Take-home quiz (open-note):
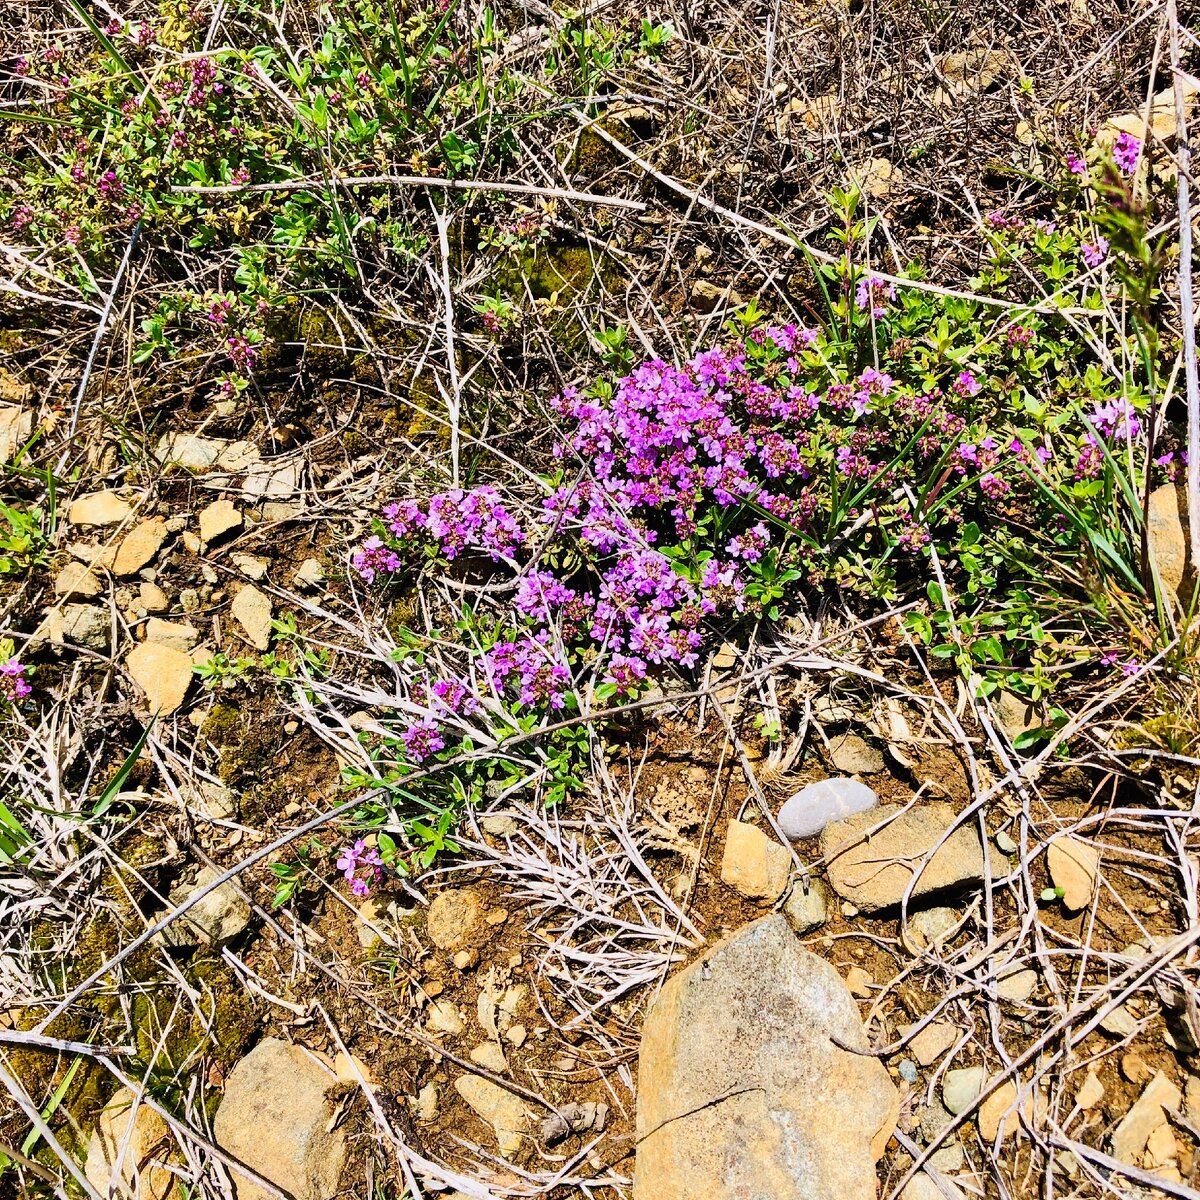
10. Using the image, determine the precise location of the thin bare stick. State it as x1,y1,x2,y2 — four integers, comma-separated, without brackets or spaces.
1169,0,1200,567
169,174,645,210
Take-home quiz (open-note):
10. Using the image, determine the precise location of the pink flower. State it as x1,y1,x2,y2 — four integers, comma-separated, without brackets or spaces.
1067,153,1086,175
0,660,31,703
854,275,896,318
1113,132,1140,175
1081,237,1109,269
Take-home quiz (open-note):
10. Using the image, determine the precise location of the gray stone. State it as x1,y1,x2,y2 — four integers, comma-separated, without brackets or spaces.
427,1000,465,1036
943,1066,986,1115
54,562,102,599
778,778,879,839
996,967,1038,1003
828,732,885,775
907,906,959,949
783,878,830,934
144,617,200,653
821,802,997,912
0,405,31,466
163,865,250,947
62,604,108,651
214,1038,347,1200
633,914,899,1200
995,690,1041,746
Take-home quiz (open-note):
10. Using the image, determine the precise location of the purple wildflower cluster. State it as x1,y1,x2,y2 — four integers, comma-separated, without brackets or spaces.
0,661,31,704
1112,132,1141,176
336,839,382,897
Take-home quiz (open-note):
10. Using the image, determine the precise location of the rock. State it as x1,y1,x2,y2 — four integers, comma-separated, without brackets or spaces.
113,520,168,577
426,887,486,950
901,1178,965,1200
214,1038,347,1200
163,865,250,947
907,906,959,949
846,966,873,998
720,820,791,903
1122,1052,1154,1085
1106,81,1198,144
157,433,259,473
827,732,885,775
481,813,519,837
1148,485,1191,609
505,1024,527,1048
243,458,300,502
978,1079,1025,1142
415,1082,439,1121
934,49,1010,104
0,405,31,465
1077,1070,1105,1110
454,1076,530,1157
69,490,132,527
62,604,108,651
689,280,743,312
1100,1004,1139,1037
294,558,323,590
198,499,243,545
54,562,101,599
778,778,879,840
1047,836,1099,912
633,914,899,1200
231,553,269,580
942,1066,986,1116
427,1000,465,1036
902,1021,958,1067
140,582,169,612
127,642,193,715
996,828,1018,854
144,617,200,653
822,802,995,912
231,584,272,650
453,949,479,971
333,1052,374,1085
995,691,1040,746
854,157,903,198
84,1087,174,1200
1111,1071,1181,1165
996,968,1038,1002
469,1041,509,1073
540,1101,609,1146
784,879,830,934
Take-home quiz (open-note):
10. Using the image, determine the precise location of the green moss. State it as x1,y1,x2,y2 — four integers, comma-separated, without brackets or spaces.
200,703,242,747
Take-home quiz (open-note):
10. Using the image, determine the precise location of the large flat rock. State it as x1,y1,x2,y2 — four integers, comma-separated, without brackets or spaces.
821,801,997,912
634,914,898,1200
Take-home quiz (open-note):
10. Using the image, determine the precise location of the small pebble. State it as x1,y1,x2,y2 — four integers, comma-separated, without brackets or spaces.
995,829,1018,854
898,1060,918,1084
943,1066,986,1116
453,949,479,971
845,966,874,998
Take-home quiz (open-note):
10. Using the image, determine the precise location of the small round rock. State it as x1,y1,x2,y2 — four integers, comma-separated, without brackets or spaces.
778,777,879,840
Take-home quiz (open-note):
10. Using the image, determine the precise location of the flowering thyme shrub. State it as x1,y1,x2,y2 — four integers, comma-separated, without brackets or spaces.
330,142,1186,883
